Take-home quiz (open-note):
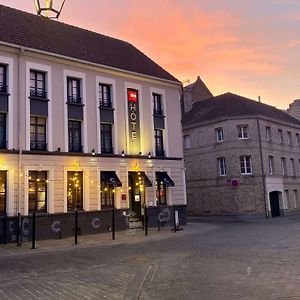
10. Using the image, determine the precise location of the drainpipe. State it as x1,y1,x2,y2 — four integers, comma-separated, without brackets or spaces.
257,117,268,219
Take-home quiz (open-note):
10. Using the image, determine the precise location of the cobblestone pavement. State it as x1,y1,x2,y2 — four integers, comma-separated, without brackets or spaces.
1,217,300,299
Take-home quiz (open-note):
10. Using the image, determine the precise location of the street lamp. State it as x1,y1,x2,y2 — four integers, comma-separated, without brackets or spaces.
34,0,66,19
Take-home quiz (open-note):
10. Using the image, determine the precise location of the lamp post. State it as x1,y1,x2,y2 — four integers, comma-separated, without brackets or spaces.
34,0,66,19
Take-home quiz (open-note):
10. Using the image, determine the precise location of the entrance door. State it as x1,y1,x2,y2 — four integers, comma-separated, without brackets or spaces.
270,191,280,217
128,172,144,219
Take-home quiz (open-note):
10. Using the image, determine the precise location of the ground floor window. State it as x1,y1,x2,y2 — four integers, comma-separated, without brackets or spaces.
100,182,114,207
28,171,47,213
156,178,167,205
67,171,83,211
0,171,6,214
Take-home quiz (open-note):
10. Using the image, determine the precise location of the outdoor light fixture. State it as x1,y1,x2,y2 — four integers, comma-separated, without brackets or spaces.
121,151,125,157
139,152,142,155
91,149,95,156
34,0,66,19
148,152,151,158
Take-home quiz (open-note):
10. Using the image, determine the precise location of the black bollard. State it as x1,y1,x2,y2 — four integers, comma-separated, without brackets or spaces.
75,209,78,245
3,213,7,244
173,205,177,233
112,197,115,240
31,212,36,249
144,205,148,236
17,213,21,247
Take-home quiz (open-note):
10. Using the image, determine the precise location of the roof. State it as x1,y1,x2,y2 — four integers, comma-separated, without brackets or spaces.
0,5,179,83
184,76,212,97
182,92,300,127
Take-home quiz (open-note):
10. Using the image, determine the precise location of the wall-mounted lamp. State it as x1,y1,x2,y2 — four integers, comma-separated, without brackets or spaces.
121,151,125,157
34,0,66,19
148,152,151,158
91,149,95,156
57,147,61,152
139,152,142,155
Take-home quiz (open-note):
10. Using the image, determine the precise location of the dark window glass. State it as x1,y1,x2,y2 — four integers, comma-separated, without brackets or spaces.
153,93,163,115
0,64,7,93
28,171,47,213
101,123,113,154
101,180,114,207
99,84,112,108
156,177,167,205
155,129,164,156
67,171,83,211
30,116,47,151
30,70,46,98
67,77,81,103
68,121,82,152
0,113,6,149
0,171,7,215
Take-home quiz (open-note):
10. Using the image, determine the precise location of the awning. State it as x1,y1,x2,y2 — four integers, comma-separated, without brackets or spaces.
156,172,175,187
101,171,122,187
129,171,152,187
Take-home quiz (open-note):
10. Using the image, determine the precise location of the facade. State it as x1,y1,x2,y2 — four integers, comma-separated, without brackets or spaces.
287,99,300,121
183,92,300,218
0,5,186,240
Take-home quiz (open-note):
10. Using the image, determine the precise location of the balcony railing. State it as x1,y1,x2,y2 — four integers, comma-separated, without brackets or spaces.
69,144,82,153
30,89,47,99
67,95,82,104
30,141,47,151
153,108,164,116
101,146,113,154
99,100,112,108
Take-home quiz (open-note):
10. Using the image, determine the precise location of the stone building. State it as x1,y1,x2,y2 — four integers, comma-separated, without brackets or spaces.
182,92,300,218
287,99,300,121
0,5,186,241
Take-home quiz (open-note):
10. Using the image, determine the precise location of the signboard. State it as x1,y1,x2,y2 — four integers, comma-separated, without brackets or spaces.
127,89,140,153
121,194,127,201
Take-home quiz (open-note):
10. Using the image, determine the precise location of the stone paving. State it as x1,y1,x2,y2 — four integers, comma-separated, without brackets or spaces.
1,217,300,299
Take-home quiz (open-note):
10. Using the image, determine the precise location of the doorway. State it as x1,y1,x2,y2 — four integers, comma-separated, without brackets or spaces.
269,191,281,217
128,172,144,220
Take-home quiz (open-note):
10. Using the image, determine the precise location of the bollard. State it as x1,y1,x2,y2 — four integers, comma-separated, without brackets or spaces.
74,209,78,245
173,205,177,233
17,213,21,246
3,213,7,244
144,205,148,236
112,198,115,240
31,212,36,249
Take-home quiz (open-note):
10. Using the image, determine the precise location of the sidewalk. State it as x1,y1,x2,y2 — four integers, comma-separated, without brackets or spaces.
0,223,208,257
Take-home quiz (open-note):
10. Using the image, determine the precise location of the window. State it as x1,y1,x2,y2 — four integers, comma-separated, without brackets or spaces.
268,156,274,175
183,135,191,149
155,129,164,156
284,190,289,209
30,116,46,151
156,177,167,205
68,121,82,152
67,77,81,103
0,171,7,215
237,125,249,139
281,157,287,175
240,156,252,174
99,84,112,108
100,123,113,154
101,177,114,208
296,133,300,146
266,127,271,141
218,157,226,176
293,190,298,209
291,158,295,176
28,171,47,213
0,113,6,149
0,64,7,93
287,131,292,145
278,129,283,143
30,70,46,98
67,171,83,211
153,93,163,115
215,127,224,142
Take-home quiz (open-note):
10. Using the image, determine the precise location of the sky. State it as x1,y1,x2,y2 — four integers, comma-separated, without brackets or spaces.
2,0,300,109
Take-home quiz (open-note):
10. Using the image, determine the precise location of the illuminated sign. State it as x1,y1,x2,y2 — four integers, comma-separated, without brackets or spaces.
127,89,140,153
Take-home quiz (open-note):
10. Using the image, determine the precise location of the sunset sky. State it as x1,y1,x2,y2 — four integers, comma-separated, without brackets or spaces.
2,0,300,109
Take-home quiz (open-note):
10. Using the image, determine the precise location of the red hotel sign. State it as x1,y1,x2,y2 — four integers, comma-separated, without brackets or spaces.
127,89,140,153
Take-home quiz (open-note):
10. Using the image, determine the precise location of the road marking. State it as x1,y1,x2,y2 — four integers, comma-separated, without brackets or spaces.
247,266,252,276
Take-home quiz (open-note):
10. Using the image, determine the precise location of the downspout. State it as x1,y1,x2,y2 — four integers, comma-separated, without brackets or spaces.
256,116,268,219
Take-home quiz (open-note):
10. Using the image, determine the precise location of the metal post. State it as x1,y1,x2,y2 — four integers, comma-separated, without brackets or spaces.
74,209,78,245
3,213,7,244
112,197,115,240
17,212,21,246
173,205,177,233
31,212,36,249
144,205,148,236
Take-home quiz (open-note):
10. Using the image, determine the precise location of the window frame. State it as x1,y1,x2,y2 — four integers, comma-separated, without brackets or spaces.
215,127,224,142
240,155,252,175
237,125,249,139
218,157,226,176
30,69,47,98
183,135,191,149
268,156,274,175
266,126,271,142
67,171,83,211
0,64,7,93
99,83,112,108
287,131,292,145
68,120,82,152
100,123,113,154
156,175,167,205
153,93,163,116
281,157,287,176
290,158,296,176
67,77,81,103
0,113,6,149
155,129,164,156
30,116,47,151
0,171,7,215
278,129,284,144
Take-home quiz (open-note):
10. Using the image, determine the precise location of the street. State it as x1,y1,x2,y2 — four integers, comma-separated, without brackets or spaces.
1,217,300,299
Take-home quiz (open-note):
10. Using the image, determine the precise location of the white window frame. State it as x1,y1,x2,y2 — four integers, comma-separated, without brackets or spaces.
237,125,249,139
268,156,274,175
281,157,287,176
215,127,224,142
266,126,271,141
278,129,284,144
290,158,295,176
240,155,252,175
218,157,226,176
183,135,191,149
284,190,289,209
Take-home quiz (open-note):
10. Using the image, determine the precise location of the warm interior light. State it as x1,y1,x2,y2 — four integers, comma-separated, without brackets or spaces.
91,149,95,156
121,151,125,157
34,0,66,19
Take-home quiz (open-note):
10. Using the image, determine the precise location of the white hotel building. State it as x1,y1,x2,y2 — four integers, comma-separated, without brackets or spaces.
0,5,186,239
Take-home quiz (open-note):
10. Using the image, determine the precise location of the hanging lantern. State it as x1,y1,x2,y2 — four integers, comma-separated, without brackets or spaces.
34,0,66,19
